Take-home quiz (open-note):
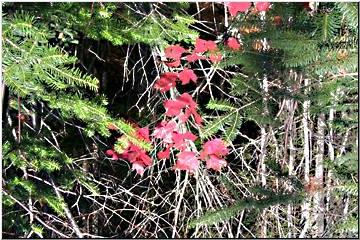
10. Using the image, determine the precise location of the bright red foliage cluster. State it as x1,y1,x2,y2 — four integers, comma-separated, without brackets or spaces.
106,36,238,176
226,2,271,17
106,127,153,176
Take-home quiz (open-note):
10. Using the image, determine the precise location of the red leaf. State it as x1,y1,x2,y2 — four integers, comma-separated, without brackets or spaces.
226,37,241,50
136,127,150,142
191,109,203,126
121,144,152,166
209,52,222,64
174,151,199,173
154,72,178,92
194,38,218,53
177,92,197,109
226,2,252,16
206,154,227,172
178,68,198,85
200,138,229,158
105,149,120,160
194,38,208,53
153,120,178,144
157,147,171,160
132,161,145,176
173,131,198,150
165,59,181,68
186,53,205,63
164,99,185,116
165,44,186,60
255,2,271,12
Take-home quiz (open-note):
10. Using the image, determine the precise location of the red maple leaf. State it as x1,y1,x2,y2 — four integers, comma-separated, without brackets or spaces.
200,138,229,159
153,120,178,144
194,38,218,53
165,44,186,60
154,72,178,92
226,2,252,16
165,59,181,68
177,92,197,109
186,53,205,63
178,68,198,85
226,37,241,50
172,131,198,150
209,52,222,64
164,93,196,117
174,151,199,173
255,2,271,12
136,127,150,142
164,99,185,116
206,154,227,172
157,146,171,160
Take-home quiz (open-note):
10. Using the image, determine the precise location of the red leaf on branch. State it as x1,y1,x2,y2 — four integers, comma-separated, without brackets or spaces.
226,37,241,50
165,59,181,68
177,92,197,109
136,127,150,142
157,146,171,160
194,38,218,53
173,131,198,150
186,53,205,63
174,151,199,173
164,99,185,116
226,2,252,16
200,138,229,159
209,52,222,64
178,68,198,85
154,72,178,92
165,44,186,60
153,120,178,144
105,149,120,160
206,154,227,171
255,2,271,12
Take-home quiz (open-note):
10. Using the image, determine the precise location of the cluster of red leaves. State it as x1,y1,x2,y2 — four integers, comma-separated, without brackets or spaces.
152,38,230,174
164,93,203,125
155,37,224,93
226,2,271,17
106,127,152,176
106,36,236,176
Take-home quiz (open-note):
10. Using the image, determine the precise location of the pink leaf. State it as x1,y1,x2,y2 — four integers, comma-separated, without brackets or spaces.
174,151,199,173
186,53,205,63
209,52,222,64
154,72,178,92
206,154,227,172
157,147,171,160
178,68,198,85
177,93,197,109
165,59,181,68
164,99,186,116
226,2,252,16
165,44,186,59
136,127,150,142
153,121,178,144
132,161,145,176
173,131,198,150
226,37,241,50
255,2,271,12
194,38,218,53
201,138,229,158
